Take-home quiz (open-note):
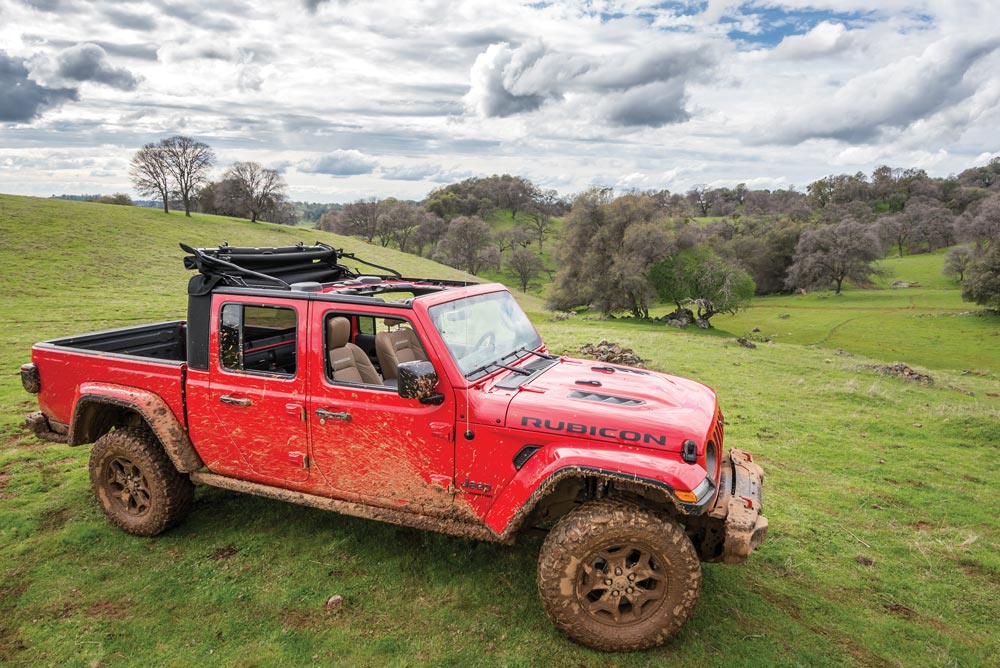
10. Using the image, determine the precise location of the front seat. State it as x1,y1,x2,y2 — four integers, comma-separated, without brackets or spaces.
376,318,428,380
327,317,382,384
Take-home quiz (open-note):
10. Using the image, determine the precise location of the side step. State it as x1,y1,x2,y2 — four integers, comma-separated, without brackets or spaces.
189,472,510,544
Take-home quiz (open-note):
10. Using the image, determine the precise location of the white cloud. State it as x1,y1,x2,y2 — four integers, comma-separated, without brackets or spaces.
759,35,1000,144
464,38,715,127
771,21,854,60
298,150,379,176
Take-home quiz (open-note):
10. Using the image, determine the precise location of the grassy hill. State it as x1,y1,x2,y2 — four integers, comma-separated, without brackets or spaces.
1,194,998,667
709,249,999,372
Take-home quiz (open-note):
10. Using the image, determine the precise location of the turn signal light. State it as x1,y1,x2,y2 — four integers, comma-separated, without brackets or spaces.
674,490,699,503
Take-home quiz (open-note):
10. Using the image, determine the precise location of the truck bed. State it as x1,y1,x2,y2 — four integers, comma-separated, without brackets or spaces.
42,321,187,361
31,321,188,431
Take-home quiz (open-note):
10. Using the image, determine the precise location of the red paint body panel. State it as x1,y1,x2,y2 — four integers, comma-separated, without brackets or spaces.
32,342,186,431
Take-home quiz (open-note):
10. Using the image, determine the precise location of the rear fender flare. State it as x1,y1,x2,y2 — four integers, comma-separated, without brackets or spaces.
487,442,711,538
71,382,203,473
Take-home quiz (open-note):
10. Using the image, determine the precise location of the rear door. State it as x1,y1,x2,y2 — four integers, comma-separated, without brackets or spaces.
306,304,456,512
204,295,311,483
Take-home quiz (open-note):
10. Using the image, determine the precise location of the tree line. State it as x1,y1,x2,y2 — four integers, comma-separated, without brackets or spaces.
124,137,1000,313
545,160,1000,321
318,175,567,292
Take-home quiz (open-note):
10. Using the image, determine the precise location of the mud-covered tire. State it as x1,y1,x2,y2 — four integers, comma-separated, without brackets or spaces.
89,427,194,536
537,499,702,652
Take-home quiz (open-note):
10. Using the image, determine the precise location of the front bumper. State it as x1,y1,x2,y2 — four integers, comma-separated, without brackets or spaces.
700,448,768,563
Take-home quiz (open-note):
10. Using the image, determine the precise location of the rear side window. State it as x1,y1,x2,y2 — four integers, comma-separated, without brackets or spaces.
219,304,297,376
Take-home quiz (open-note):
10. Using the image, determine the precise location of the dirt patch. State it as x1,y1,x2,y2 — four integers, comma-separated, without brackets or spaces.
39,507,70,531
89,600,132,620
861,363,933,384
956,558,999,581
49,458,75,466
280,607,344,630
912,521,933,531
209,545,239,560
576,340,646,367
884,603,917,619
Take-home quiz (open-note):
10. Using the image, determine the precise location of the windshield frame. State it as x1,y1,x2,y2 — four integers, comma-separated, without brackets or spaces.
427,290,542,381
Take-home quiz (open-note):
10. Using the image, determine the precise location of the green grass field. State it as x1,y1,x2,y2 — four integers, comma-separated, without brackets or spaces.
2,195,998,667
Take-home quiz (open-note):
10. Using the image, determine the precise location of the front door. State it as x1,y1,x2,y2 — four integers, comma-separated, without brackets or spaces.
207,297,310,483
307,306,456,512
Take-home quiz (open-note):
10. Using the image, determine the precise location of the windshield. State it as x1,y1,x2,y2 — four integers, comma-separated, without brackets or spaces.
429,291,542,377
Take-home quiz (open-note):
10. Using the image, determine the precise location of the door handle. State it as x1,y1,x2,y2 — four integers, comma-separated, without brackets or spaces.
220,395,252,407
316,408,351,422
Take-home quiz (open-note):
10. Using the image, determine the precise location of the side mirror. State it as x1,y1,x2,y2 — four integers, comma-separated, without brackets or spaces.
397,361,444,404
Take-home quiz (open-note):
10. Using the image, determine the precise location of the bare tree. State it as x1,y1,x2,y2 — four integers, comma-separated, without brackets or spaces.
411,215,447,258
878,213,910,257
523,208,555,252
222,161,286,223
378,200,430,252
160,136,215,217
129,143,172,213
686,185,712,216
321,198,384,243
507,248,546,292
785,219,882,294
433,216,494,275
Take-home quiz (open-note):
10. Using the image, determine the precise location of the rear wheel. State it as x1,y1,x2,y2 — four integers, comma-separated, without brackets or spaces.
537,499,701,651
89,427,194,536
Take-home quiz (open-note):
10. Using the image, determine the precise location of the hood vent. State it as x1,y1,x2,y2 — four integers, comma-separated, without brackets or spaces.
568,390,644,407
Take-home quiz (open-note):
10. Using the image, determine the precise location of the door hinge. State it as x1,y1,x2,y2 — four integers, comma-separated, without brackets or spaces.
288,451,310,469
430,422,453,440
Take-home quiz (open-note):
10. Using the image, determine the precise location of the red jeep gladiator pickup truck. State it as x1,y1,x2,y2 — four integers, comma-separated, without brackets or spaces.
21,242,766,651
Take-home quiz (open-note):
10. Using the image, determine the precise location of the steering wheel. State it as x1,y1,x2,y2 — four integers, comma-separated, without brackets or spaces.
474,332,496,348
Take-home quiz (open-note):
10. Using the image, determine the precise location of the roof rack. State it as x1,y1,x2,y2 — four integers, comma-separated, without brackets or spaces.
181,242,403,295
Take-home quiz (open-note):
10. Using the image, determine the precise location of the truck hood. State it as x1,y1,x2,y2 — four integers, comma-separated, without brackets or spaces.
503,356,717,453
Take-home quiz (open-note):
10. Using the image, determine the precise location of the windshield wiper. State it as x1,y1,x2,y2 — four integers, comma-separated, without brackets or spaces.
467,360,532,378
515,346,558,360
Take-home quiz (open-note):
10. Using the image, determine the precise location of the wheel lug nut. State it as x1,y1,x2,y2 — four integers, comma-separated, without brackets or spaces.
626,586,634,594
614,567,623,576
604,578,613,586
612,590,620,597
628,574,636,582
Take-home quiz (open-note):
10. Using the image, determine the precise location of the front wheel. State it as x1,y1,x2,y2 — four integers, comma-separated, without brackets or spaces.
89,427,194,536
537,499,702,651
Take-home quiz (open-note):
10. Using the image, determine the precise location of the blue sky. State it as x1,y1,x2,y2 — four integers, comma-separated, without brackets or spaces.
0,0,998,201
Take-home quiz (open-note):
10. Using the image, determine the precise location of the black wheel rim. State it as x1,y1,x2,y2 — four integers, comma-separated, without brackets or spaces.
105,456,152,517
575,542,667,626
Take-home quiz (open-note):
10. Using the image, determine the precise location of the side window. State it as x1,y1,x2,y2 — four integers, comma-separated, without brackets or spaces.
219,304,297,376
325,313,383,386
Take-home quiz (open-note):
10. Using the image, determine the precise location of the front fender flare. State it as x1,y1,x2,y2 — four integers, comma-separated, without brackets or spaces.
486,441,711,537
71,382,203,473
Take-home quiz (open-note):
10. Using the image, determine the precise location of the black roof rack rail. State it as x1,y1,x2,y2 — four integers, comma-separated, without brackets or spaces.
181,242,403,296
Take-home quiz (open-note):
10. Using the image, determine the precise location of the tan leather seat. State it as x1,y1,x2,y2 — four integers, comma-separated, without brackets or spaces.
376,318,428,380
327,317,382,384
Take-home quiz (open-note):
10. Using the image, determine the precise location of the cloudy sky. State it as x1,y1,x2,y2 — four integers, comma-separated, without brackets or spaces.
1,0,999,202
